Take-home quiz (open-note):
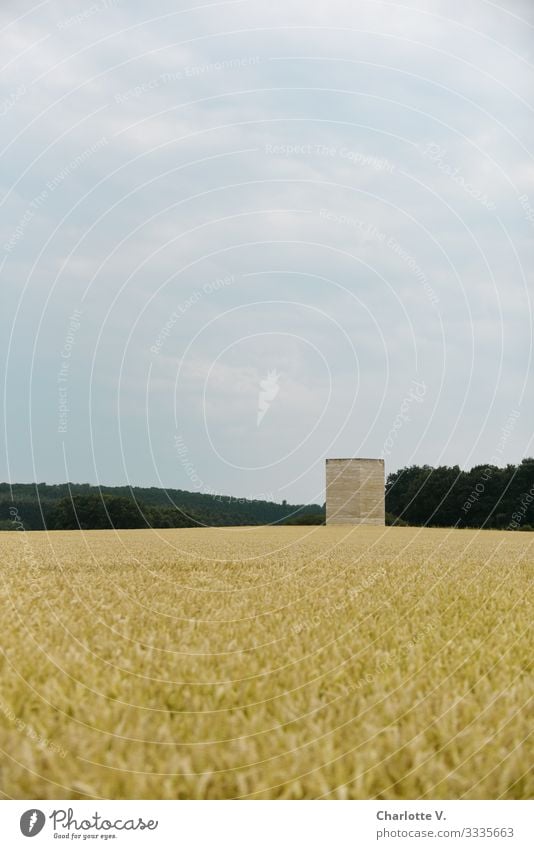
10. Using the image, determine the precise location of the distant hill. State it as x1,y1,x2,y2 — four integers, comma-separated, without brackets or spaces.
0,482,324,530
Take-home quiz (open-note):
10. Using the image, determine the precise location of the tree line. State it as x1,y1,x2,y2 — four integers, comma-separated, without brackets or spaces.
0,483,322,531
386,459,534,529
1,460,533,530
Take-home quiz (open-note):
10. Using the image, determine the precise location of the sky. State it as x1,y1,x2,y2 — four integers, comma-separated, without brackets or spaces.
1,0,533,505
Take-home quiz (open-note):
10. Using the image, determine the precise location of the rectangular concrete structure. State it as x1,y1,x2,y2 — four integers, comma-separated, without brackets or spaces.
326,458,385,525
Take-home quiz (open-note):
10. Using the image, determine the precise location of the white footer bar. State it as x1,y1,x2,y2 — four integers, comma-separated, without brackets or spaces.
2,800,532,848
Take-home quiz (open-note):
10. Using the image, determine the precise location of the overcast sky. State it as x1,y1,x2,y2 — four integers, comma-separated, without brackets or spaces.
1,0,533,504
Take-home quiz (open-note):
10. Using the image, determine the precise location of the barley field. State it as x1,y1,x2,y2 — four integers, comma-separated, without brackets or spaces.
0,525,532,800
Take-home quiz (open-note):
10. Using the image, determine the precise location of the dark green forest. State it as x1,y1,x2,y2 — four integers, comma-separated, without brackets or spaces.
0,482,323,530
1,459,533,530
385,459,534,530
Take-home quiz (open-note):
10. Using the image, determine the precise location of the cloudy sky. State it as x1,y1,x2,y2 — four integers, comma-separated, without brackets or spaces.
1,0,533,504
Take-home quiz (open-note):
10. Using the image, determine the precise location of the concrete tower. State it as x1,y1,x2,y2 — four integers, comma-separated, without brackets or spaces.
325,458,385,525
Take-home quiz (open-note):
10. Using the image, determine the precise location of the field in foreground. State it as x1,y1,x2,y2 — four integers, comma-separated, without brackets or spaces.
0,525,532,800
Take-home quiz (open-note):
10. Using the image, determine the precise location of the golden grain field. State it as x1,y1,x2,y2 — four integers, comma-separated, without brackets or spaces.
0,525,532,800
